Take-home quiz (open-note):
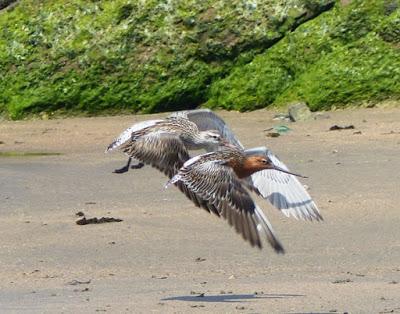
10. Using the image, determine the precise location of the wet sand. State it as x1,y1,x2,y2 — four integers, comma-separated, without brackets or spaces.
0,108,399,313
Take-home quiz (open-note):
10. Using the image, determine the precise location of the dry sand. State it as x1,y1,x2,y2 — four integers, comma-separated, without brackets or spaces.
0,108,399,313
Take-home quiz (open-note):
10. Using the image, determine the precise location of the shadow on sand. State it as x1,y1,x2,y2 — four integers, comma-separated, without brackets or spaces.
162,293,304,303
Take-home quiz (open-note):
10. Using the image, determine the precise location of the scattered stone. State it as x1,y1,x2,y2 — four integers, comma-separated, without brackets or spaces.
85,202,96,205
228,275,235,280
109,241,116,245
272,113,290,121
190,291,204,297
332,149,338,154
329,309,338,313
195,257,206,262
254,291,264,295
332,278,352,284
151,275,168,279
288,102,313,122
353,131,362,135
346,271,365,277
76,216,123,225
382,130,400,135
314,112,331,120
190,305,205,308
265,125,291,134
67,279,91,285
0,140,4,144
14,141,24,144
329,125,355,131
236,306,246,310
75,211,85,217
41,128,54,134
266,132,280,138
389,280,398,284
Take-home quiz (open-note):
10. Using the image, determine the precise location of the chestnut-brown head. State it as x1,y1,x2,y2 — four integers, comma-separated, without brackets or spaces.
236,155,306,179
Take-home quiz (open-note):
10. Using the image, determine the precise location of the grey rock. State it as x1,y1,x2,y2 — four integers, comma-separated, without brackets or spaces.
314,112,331,120
288,102,313,122
272,113,291,121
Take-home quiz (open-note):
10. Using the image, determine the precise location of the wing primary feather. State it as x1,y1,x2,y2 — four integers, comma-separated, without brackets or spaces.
253,206,285,254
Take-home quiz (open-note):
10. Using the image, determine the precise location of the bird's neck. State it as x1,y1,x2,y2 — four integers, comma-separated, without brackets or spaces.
184,134,205,150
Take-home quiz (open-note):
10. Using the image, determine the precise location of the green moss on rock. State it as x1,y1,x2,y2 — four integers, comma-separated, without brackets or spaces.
0,0,398,119
206,0,400,111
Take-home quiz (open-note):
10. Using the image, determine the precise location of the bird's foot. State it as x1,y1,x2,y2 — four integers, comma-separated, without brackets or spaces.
113,165,130,174
130,162,145,169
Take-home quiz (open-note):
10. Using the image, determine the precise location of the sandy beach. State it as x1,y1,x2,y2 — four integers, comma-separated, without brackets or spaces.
0,108,399,313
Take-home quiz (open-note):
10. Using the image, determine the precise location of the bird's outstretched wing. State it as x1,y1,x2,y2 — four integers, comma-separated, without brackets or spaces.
245,147,322,221
172,110,321,221
106,119,163,153
170,109,244,150
168,155,285,252
120,132,221,216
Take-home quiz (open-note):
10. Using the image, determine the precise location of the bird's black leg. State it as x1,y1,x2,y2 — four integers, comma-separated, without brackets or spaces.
131,162,145,169
113,157,132,174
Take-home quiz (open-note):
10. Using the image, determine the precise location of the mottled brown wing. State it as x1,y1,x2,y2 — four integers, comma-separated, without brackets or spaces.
170,157,285,252
120,132,220,216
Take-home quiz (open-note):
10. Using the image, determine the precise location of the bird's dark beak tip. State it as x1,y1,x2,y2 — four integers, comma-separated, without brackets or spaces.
272,165,306,178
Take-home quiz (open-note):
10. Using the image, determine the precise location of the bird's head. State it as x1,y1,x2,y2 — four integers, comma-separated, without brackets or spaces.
245,156,307,178
198,130,224,146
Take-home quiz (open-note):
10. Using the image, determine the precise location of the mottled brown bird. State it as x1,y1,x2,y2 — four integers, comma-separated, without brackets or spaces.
167,145,306,252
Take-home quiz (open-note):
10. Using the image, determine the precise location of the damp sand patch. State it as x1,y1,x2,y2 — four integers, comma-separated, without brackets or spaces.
0,151,62,157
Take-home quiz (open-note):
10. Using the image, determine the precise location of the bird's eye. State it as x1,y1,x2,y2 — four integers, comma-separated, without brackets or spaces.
262,159,267,164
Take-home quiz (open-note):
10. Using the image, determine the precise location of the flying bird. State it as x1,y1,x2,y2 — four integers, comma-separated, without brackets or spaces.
166,145,305,251
106,116,222,173
106,110,321,250
110,109,322,222
106,116,226,216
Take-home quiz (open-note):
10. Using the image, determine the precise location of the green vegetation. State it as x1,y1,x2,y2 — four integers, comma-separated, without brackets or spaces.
207,1,400,111
0,0,398,119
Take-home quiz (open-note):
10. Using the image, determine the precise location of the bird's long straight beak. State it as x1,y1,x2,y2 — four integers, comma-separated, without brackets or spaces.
271,165,308,178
